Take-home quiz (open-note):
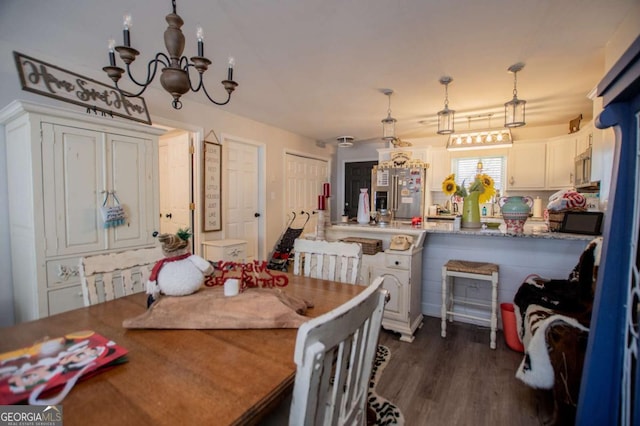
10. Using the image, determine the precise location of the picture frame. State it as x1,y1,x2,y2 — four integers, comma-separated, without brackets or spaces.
203,140,222,231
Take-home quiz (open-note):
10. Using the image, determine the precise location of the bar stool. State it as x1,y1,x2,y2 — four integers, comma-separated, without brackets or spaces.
441,260,499,349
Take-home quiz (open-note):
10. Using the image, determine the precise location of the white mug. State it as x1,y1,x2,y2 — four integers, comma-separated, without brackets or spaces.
224,278,240,297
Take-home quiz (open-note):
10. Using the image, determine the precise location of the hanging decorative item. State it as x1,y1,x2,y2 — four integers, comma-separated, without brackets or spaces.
380,89,397,142
100,192,126,228
437,76,455,135
13,51,151,124
504,62,527,128
203,132,222,232
102,0,238,110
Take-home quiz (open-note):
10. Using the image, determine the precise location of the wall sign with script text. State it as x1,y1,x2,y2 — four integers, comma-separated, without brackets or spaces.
203,140,222,231
13,51,151,125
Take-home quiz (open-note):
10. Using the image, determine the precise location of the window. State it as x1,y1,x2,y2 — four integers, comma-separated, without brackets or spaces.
453,156,505,193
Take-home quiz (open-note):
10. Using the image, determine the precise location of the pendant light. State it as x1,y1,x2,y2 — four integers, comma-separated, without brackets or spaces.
381,89,397,141
437,76,455,134
504,63,526,128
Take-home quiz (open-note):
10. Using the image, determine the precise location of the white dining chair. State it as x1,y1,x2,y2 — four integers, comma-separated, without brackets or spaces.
288,276,387,425
78,246,163,306
293,239,363,285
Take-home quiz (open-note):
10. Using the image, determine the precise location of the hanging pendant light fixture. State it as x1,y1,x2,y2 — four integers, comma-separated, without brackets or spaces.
437,76,455,134
102,0,238,110
446,113,513,151
381,89,397,142
504,62,526,128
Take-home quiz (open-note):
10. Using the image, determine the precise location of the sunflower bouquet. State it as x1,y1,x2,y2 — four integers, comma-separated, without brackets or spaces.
442,173,496,203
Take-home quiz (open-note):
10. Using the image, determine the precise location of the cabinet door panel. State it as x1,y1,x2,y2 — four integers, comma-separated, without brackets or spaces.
48,285,84,315
108,134,156,248
507,142,546,189
370,267,408,321
546,137,576,189
44,124,106,256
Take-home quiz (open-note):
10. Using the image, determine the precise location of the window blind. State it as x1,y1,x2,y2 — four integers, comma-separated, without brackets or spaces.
454,156,505,192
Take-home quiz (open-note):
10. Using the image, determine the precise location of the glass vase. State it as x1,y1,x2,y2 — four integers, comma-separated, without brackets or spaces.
462,191,481,229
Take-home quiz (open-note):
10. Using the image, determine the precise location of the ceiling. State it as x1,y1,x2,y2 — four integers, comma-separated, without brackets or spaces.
1,0,637,144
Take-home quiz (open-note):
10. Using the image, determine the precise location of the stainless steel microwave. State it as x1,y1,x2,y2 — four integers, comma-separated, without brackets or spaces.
574,146,592,188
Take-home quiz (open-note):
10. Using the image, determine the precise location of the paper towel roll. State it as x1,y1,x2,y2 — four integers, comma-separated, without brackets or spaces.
533,197,543,218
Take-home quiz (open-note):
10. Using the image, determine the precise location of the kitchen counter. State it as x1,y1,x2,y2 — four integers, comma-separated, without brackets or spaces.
325,221,599,327
330,220,595,242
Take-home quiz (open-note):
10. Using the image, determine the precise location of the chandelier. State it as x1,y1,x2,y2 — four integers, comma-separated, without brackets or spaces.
504,63,526,127
437,76,455,135
102,0,238,110
381,89,397,142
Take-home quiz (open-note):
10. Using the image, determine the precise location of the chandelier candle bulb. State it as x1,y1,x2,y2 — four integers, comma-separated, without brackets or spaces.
196,26,204,56
108,39,116,66
228,57,235,81
123,14,132,47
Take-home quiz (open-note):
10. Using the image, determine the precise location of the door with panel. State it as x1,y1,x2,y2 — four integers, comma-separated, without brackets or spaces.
42,124,107,257
224,138,261,261
344,161,377,219
159,131,192,236
285,153,329,232
42,123,158,256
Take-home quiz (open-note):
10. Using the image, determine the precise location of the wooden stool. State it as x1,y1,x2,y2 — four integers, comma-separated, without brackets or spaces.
441,260,499,349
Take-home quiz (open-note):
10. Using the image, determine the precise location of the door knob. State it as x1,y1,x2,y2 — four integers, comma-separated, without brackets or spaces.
165,213,172,219
254,213,261,218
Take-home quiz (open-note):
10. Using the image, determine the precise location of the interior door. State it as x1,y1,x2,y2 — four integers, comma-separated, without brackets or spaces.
344,161,377,218
285,154,329,234
159,131,192,236
224,139,260,261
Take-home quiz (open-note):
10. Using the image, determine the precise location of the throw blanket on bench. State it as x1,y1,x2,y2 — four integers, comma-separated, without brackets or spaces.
513,237,601,392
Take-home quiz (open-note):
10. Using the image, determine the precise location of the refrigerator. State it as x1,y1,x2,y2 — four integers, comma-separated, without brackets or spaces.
371,165,427,220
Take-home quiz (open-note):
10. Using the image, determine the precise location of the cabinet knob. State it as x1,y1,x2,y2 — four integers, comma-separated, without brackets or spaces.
395,261,400,266
254,213,261,218
165,213,172,219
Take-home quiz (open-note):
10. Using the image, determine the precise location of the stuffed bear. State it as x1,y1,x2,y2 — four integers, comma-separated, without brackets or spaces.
146,229,213,307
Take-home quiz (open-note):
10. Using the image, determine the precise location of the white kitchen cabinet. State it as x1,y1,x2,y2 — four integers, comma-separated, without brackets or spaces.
428,146,451,191
0,100,163,322
361,247,423,342
574,122,593,154
546,135,576,189
202,239,247,262
506,140,547,189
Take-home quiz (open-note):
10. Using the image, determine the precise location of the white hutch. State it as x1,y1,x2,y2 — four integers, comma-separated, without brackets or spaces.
1,100,164,322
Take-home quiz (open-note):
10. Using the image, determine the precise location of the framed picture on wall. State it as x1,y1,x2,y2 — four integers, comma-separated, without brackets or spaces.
203,140,222,231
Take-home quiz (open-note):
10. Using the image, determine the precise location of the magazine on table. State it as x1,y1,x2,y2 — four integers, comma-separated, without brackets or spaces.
0,330,128,405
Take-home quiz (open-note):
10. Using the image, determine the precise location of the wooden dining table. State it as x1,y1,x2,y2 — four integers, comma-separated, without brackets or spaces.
0,273,365,425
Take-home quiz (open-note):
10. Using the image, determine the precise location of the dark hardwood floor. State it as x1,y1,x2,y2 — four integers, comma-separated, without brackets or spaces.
376,316,556,426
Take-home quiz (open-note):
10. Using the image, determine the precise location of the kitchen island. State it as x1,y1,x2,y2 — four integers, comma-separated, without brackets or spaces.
325,220,596,331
